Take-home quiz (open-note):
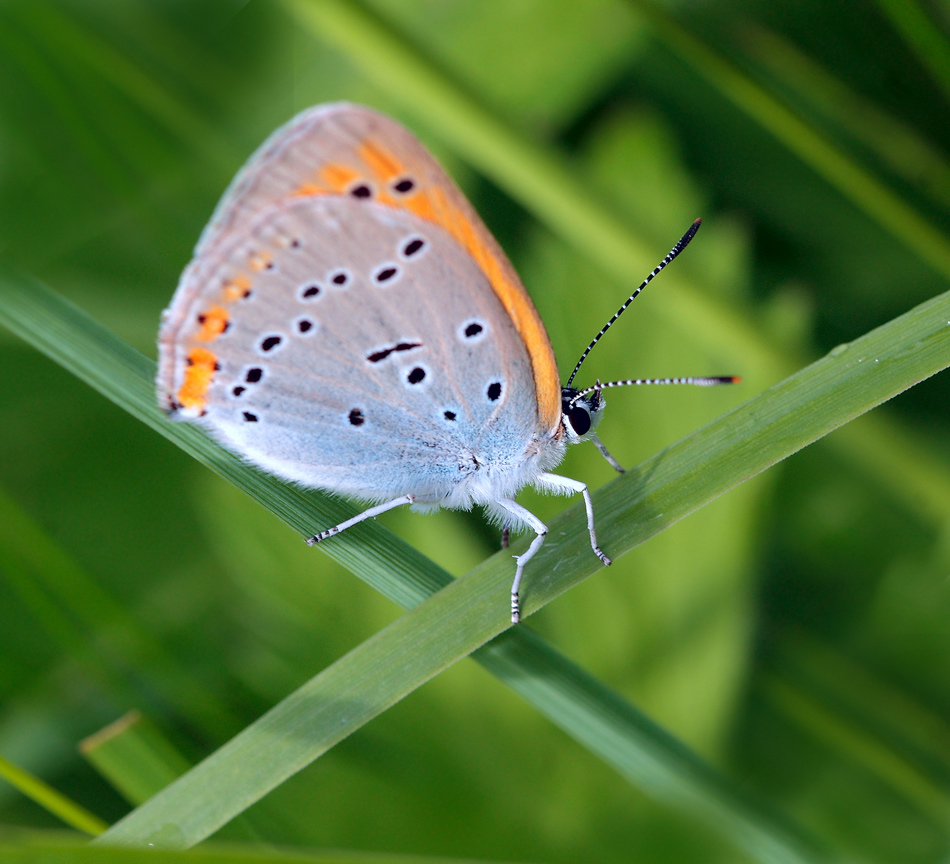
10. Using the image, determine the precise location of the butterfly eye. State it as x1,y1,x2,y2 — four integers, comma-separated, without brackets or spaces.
566,403,592,436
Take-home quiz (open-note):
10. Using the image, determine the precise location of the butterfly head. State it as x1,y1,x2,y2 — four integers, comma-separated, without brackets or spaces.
560,385,605,443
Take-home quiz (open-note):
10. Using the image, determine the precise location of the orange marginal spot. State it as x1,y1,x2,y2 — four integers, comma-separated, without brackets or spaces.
318,163,362,194
197,305,229,341
358,140,404,183
177,347,218,412
223,274,252,301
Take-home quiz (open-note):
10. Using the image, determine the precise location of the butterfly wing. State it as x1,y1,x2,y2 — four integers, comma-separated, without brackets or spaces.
158,103,560,436
157,106,564,503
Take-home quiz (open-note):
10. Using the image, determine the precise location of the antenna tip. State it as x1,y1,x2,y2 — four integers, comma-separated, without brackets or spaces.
692,217,702,228
678,218,702,249
726,375,741,384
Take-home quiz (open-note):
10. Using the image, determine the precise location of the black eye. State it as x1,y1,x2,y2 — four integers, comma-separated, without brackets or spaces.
567,404,591,436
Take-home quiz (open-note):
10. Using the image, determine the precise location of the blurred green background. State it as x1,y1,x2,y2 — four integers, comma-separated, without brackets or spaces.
1,0,950,861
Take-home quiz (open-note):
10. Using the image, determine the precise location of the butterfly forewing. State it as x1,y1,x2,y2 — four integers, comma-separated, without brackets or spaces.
157,103,559,435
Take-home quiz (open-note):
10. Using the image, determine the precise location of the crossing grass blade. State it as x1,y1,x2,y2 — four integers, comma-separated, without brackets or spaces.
3,268,950,859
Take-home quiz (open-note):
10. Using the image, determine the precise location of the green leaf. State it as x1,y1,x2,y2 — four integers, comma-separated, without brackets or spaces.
79,712,191,807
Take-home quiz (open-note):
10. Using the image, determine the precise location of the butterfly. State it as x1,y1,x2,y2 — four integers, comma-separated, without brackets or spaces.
157,103,736,622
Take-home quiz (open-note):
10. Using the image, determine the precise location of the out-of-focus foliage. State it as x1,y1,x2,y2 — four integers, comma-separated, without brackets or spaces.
1,1,949,862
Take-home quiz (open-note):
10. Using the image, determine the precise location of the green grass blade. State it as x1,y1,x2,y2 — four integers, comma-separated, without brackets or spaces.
3,269,948,858
477,628,827,864
760,675,949,824
0,275,813,862
629,0,950,282
740,23,950,211
874,0,950,105
92,569,828,860
0,835,473,863
79,712,192,807
0,754,107,836
0,487,243,735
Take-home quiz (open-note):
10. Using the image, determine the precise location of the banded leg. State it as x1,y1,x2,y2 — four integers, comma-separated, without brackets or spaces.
537,473,611,569
500,475,610,623
497,498,548,624
307,495,415,545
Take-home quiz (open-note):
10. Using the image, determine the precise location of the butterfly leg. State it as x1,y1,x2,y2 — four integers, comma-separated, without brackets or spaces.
590,434,625,473
497,498,548,624
306,495,415,545
537,473,611,568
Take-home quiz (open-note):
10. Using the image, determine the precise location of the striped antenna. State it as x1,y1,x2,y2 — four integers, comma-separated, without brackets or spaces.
565,218,702,388
569,375,740,409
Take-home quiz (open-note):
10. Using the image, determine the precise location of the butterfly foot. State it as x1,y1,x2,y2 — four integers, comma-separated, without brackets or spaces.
306,527,337,546
598,550,612,567
511,593,521,624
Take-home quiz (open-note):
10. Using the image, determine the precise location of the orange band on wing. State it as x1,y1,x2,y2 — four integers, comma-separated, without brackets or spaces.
293,182,323,197
358,140,402,181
